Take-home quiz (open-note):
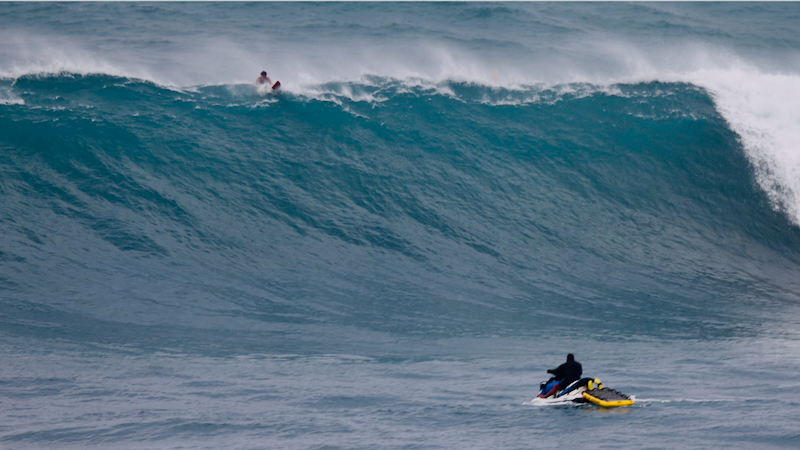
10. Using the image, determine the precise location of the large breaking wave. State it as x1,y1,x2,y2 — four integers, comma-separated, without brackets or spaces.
3,2,800,353
2,73,800,352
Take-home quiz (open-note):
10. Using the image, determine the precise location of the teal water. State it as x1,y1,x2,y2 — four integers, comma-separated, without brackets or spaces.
2,3,800,449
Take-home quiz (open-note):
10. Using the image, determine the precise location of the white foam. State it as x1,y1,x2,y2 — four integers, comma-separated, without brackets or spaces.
522,397,581,407
0,92,24,106
685,68,800,226
250,97,279,108
634,397,739,404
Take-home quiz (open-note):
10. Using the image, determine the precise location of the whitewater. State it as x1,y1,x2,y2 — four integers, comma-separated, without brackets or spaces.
2,2,800,449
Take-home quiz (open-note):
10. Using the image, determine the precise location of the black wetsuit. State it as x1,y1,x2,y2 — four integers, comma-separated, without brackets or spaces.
547,360,582,388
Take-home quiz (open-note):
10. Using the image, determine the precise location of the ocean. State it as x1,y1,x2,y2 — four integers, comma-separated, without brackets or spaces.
2,2,800,449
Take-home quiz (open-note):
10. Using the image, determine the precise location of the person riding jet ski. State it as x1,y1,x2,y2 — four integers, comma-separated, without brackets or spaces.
538,353,582,398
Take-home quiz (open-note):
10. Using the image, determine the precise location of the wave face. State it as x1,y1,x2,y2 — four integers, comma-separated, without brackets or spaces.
3,74,799,348
3,3,800,449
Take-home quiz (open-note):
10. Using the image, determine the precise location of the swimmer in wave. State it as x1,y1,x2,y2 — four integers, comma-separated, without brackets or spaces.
256,71,280,90
256,71,271,85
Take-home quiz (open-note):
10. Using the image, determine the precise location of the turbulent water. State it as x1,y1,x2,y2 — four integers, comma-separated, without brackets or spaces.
2,2,800,449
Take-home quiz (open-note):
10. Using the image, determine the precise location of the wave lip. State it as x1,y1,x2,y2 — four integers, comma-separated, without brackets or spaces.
694,69,800,227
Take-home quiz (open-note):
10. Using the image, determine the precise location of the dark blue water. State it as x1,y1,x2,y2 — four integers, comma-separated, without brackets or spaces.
2,3,800,449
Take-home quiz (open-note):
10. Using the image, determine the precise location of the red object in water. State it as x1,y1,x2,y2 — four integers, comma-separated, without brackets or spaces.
272,81,281,90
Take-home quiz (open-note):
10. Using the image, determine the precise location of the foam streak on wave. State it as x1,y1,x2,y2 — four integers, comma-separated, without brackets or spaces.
688,69,800,226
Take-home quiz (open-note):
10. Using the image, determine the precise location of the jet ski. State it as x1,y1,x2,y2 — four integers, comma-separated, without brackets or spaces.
531,377,634,407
